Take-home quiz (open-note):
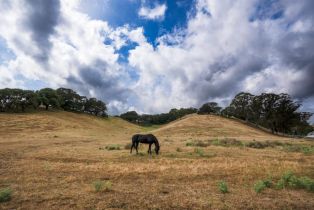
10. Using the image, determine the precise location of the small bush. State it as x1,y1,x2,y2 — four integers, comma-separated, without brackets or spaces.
282,145,314,154
254,179,272,193
209,138,243,147
254,180,266,193
246,141,267,149
301,146,314,155
186,140,210,147
276,171,314,192
194,148,204,156
0,188,12,202
218,181,228,193
186,141,194,146
105,144,120,150
176,147,182,152
124,143,132,150
298,177,314,192
93,180,112,192
194,140,210,147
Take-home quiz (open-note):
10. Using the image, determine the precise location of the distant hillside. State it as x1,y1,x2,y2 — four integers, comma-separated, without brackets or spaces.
0,111,141,139
153,114,289,141
0,111,290,141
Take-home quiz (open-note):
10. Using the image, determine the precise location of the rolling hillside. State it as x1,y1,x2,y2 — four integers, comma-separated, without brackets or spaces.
154,114,288,141
1,111,313,210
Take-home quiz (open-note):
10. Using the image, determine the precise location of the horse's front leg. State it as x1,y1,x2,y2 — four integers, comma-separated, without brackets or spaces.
148,144,152,155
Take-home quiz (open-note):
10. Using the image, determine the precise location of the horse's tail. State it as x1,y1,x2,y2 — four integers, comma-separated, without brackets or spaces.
132,134,139,143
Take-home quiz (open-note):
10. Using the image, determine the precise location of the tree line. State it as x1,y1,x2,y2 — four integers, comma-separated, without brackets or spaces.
0,88,107,117
222,92,313,135
1,88,312,135
120,92,313,136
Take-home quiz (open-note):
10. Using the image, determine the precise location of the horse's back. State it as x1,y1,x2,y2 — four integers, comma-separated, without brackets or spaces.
132,133,158,143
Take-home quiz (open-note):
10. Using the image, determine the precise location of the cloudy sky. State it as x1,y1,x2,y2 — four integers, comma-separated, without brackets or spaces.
0,0,313,120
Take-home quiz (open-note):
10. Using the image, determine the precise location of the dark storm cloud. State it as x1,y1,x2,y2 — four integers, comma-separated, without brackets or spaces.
188,53,269,105
189,0,314,107
65,60,132,105
23,0,61,63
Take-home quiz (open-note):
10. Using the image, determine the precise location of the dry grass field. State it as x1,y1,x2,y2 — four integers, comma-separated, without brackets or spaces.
0,111,314,210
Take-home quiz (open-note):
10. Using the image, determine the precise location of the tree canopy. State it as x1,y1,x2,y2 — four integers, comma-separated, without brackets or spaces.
222,92,313,135
0,88,107,117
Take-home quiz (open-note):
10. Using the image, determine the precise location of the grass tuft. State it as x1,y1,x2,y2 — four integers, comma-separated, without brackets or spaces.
218,181,229,193
194,147,204,156
93,180,112,192
0,188,12,202
283,145,314,155
105,144,120,150
276,171,314,192
254,179,272,193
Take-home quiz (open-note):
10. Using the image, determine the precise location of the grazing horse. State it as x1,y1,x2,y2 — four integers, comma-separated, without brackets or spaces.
130,134,160,155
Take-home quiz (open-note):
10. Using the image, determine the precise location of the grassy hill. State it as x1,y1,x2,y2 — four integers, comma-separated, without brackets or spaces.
153,114,286,141
0,111,314,210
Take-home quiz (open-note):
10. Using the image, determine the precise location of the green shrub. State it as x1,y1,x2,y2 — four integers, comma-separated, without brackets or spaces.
194,140,210,147
210,139,220,146
276,171,314,192
93,180,112,192
254,179,272,193
0,188,12,202
124,143,132,150
218,181,228,193
254,180,266,193
246,141,267,149
105,144,120,150
283,145,314,155
186,141,194,146
301,146,314,155
194,148,204,156
209,138,243,147
176,147,182,152
263,178,273,188
298,177,314,192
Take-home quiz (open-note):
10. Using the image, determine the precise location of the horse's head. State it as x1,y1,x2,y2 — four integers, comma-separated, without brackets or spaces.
155,144,160,155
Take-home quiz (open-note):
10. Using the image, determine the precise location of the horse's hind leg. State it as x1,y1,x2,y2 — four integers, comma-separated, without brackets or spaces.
135,142,139,154
130,143,134,154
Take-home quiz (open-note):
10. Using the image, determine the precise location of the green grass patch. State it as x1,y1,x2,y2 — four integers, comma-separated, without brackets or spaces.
194,147,204,156
140,125,161,132
186,138,243,147
210,138,243,147
276,171,314,192
283,145,314,155
254,179,272,193
0,187,12,202
92,180,112,192
105,144,121,150
218,181,229,193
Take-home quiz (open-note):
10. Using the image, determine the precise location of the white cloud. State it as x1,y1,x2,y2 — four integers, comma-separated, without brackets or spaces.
138,3,167,20
0,0,141,113
0,0,313,117
128,0,314,113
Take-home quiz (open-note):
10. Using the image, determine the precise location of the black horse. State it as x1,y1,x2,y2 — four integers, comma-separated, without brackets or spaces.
130,134,160,155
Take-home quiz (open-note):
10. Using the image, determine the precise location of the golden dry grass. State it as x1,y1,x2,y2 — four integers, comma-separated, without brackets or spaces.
0,111,313,210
